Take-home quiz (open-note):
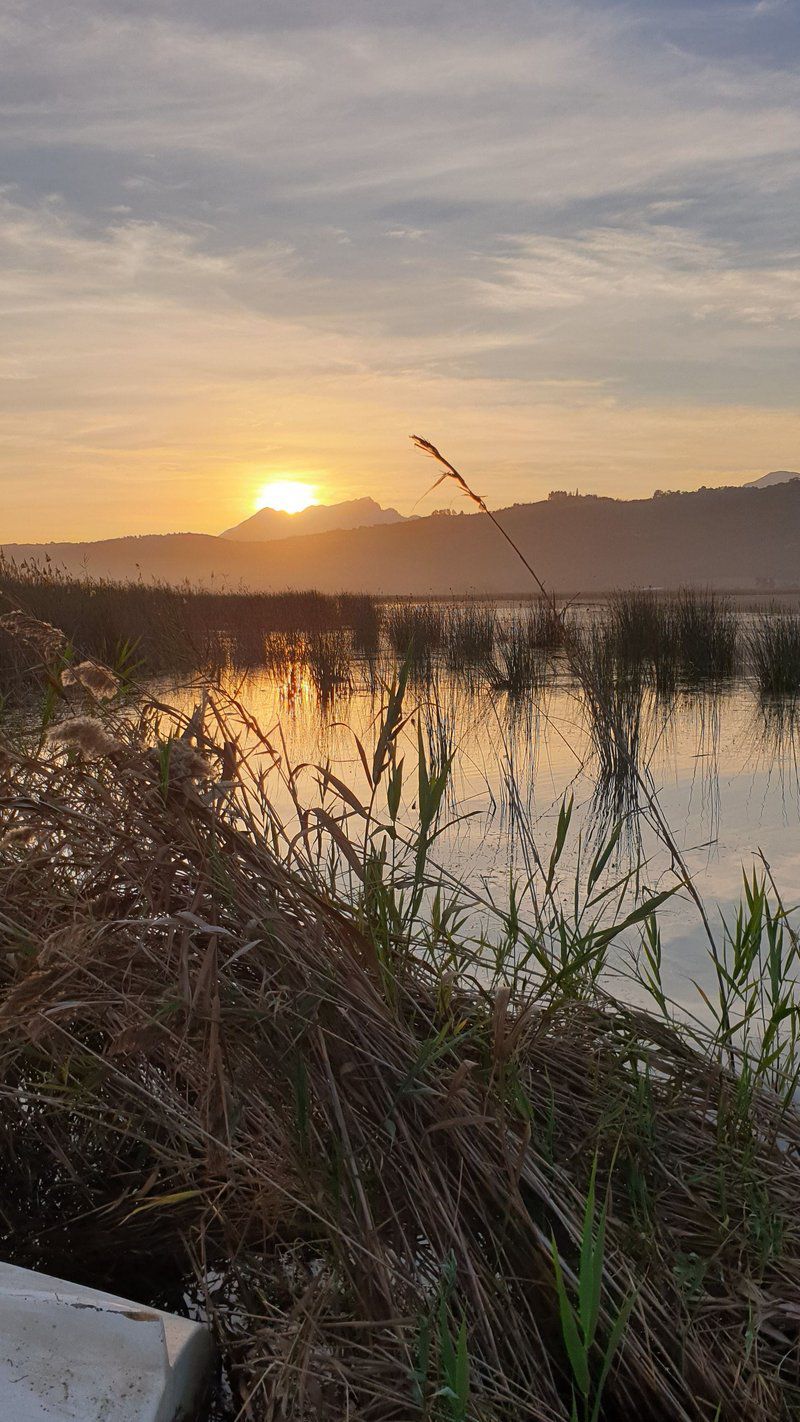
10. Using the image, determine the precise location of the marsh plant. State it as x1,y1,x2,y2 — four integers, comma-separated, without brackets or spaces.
606,587,738,688
674,587,738,681
339,592,382,655
2,629,800,1419
484,612,549,693
749,608,800,699
385,600,446,661
306,630,354,703
525,596,569,649
571,630,651,834
0,554,381,693
607,589,671,665
606,589,679,694
443,602,497,670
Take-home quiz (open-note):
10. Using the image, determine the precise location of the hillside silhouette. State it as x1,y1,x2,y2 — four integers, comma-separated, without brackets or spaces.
221,496,404,542
4,482,800,594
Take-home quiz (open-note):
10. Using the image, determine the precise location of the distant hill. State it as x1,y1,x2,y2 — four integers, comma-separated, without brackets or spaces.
221,496,404,542
745,470,800,489
5,482,800,594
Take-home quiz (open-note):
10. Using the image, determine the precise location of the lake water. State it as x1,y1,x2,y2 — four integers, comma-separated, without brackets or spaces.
170,623,800,1019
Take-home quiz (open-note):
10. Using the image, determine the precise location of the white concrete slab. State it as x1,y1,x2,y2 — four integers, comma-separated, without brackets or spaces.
0,1262,213,1421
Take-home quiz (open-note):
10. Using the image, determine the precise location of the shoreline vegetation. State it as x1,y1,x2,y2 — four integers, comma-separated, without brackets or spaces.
1,638,800,1418
4,555,800,709
3,462,800,1417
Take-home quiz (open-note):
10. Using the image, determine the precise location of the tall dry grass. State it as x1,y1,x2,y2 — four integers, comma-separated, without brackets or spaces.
0,555,380,692
1,621,800,1416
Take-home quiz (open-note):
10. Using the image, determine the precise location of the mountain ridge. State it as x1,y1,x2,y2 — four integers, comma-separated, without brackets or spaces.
221,496,404,542
745,470,800,489
4,481,800,594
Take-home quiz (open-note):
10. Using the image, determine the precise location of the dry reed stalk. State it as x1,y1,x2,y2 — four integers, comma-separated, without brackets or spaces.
0,698,799,1419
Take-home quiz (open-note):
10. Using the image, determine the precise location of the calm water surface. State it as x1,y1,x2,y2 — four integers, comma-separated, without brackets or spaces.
170,618,800,1014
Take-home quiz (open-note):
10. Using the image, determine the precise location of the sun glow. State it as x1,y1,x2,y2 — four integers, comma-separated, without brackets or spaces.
254,479,318,515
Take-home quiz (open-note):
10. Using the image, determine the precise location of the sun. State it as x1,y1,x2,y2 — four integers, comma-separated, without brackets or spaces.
254,479,318,515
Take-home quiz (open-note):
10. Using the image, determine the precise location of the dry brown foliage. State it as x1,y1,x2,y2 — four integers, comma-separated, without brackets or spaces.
0,702,799,1420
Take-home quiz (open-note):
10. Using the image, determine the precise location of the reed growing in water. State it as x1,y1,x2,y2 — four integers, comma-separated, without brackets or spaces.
384,601,446,660
673,587,738,680
484,613,549,693
525,596,568,649
606,588,738,688
0,554,380,694
749,608,800,698
443,602,497,670
569,625,649,829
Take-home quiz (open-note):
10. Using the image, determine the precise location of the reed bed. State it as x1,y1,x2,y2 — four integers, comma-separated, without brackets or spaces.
483,613,549,694
525,598,568,650
0,555,379,692
569,627,649,828
443,603,497,670
255,630,355,704
673,588,738,681
606,590,670,665
568,592,736,834
386,600,564,677
606,589,738,686
606,590,679,696
307,630,355,703
385,601,447,661
749,609,800,698
0,621,37,708
1,644,800,1419
342,593,382,655
10,558,800,721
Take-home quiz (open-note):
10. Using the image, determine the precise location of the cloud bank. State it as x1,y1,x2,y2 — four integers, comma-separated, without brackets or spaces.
1,0,799,537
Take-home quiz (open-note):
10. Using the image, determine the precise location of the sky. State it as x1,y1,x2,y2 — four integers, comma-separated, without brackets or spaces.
2,0,800,540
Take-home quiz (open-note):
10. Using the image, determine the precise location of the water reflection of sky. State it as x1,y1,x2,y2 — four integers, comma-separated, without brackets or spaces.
172,660,800,1016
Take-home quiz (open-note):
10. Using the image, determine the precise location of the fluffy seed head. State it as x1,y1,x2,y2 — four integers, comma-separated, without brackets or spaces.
62,660,120,701
47,717,121,760
0,612,66,662
166,739,215,781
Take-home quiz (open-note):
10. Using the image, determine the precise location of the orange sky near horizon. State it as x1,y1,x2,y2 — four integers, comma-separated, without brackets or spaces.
2,3,799,543
4,389,800,544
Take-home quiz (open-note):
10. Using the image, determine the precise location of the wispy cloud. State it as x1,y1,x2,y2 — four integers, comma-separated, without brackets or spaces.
477,226,800,338
1,0,799,536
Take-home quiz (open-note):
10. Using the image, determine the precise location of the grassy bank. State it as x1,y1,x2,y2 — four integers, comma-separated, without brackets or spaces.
1,623,800,1418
